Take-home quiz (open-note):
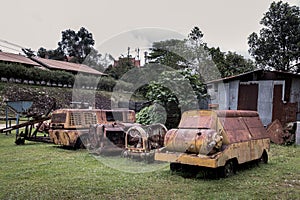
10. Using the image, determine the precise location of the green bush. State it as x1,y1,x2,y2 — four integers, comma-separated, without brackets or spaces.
0,62,76,86
97,76,116,91
136,103,167,125
0,62,123,91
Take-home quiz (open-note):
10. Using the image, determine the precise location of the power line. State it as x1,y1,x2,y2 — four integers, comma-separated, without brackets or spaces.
0,39,24,49
0,44,22,53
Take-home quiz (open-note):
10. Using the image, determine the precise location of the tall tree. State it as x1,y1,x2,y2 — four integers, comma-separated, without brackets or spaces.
248,1,300,72
148,39,189,70
37,47,66,61
58,27,95,63
208,48,255,77
83,48,105,72
148,27,255,79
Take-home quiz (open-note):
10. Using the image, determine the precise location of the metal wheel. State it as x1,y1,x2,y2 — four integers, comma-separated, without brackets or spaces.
170,163,182,172
220,160,236,178
260,151,268,164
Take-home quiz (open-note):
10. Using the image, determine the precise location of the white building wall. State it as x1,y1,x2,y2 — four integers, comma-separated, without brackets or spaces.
217,82,229,110
229,80,239,110
290,78,300,120
290,79,300,109
257,81,274,126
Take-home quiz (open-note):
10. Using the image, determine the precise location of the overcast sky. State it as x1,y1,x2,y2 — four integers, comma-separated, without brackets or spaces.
1,0,299,60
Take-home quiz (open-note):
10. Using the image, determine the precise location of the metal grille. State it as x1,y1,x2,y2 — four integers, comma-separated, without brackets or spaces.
83,112,97,125
69,112,82,126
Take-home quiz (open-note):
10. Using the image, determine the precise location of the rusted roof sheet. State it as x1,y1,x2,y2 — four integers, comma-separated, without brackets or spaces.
218,110,268,143
243,116,267,140
221,117,252,142
216,110,258,118
178,110,216,129
266,119,285,144
0,51,41,66
32,56,105,76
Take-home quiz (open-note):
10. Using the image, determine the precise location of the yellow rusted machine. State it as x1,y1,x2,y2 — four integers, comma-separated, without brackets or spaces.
87,123,167,161
49,108,167,161
49,109,136,148
155,110,270,177
122,124,167,162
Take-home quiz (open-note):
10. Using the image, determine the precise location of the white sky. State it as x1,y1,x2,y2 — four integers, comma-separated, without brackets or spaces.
0,0,299,60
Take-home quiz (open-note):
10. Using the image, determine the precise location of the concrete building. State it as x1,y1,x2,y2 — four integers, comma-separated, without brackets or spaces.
207,69,300,126
113,57,141,67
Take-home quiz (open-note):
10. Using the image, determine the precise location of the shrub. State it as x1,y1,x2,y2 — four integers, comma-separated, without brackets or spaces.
136,103,167,125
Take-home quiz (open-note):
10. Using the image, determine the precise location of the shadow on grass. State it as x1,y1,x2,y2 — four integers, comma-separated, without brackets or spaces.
170,161,268,180
52,145,82,151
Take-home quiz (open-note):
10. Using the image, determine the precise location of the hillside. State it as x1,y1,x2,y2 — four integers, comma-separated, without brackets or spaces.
0,82,112,116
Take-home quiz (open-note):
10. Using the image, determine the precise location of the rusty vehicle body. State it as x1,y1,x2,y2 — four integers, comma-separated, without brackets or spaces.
49,109,135,148
122,124,167,161
154,110,270,177
49,109,167,160
87,122,167,161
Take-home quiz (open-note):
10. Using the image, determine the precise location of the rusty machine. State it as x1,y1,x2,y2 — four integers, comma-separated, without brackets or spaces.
49,109,167,160
49,109,132,148
155,110,270,177
88,122,167,161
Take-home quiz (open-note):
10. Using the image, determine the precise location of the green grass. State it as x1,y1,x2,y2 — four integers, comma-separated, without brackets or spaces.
0,133,299,200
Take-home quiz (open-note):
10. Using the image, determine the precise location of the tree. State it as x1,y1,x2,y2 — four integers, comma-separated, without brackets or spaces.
208,47,255,77
37,47,66,61
248,1,300,72
83,48,105,72
105,56,136,79
144,69,208,128
58,27,95,63
148,39,189,70
148,27,254,79
136,103,167,125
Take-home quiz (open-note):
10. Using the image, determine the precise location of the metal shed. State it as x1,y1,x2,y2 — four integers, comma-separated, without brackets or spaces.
206,70,300,126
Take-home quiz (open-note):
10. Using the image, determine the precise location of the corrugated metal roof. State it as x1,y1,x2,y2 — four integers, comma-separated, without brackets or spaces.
31,57,105,76
0,51,41,67
206,69,300,84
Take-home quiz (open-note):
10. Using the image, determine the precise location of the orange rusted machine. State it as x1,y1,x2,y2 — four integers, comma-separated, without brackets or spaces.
49,109,167,161
49,109,136,148
154,110,270,177
88,122,167,161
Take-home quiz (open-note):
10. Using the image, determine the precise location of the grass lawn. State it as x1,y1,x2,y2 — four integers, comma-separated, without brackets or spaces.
0,133,299,200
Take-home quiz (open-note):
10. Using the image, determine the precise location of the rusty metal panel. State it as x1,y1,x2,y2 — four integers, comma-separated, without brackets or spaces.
217,110,267,143
272,85,284,123
164,129,201,152
216,110,258,118
238,84,258,111
243,116,268,140
266,119,286,144
178,110,216,129
220,117,251,143
272,84,297,124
